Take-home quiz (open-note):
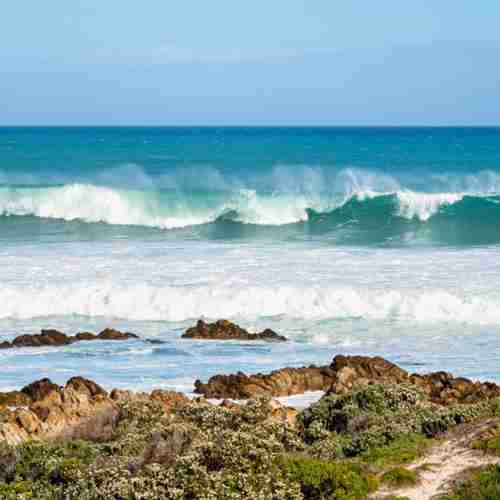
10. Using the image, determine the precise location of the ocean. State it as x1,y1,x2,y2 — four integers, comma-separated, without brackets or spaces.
1,126,500,394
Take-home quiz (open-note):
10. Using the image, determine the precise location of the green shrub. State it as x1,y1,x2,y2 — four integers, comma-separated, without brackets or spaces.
280,455,379,499
442,464,500,499
381,467,418,488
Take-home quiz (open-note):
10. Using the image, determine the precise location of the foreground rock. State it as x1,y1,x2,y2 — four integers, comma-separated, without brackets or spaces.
182,319,288,342
195,354,500,404
0,327,139,350
0,377,119,445
0,379,191,446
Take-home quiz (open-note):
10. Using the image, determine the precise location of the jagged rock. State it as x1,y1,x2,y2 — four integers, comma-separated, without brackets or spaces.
0,377,119,445
21,378,60,402
194,365,335,399
66,376,107,397
195,354,500,404
97,328,139,341
0,327,141,350
329,354,409,394
182,319,287,342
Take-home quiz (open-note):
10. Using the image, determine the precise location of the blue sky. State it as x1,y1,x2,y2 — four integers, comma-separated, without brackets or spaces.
2,1,500,125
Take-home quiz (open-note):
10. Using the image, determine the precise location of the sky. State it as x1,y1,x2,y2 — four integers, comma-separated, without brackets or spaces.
1,1,500,125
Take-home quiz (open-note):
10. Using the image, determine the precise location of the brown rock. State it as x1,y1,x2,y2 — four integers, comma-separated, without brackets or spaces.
12,329,72,348
182,319,287,342
66,377,107,397
0,391,31,407
97,328,139,341
75,332,97,341
150,390,189,411
0,377,120,445
0,341,12,349
21,378,60,402
194,365,335,399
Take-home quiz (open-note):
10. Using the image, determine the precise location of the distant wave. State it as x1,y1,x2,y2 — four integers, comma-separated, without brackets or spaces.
1,184,500,245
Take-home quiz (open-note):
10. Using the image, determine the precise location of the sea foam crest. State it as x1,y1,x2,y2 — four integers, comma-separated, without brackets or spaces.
0,283,498,325
0,183,490,228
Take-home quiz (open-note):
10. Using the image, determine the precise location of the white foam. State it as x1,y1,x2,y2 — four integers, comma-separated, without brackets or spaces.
396,191,465,221
0,282,499,325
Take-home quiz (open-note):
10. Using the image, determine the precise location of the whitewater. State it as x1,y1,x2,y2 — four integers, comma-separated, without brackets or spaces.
1,126,500,394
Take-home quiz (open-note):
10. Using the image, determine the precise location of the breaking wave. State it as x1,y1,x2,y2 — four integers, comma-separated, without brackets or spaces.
0,183,500,245
0,282,499,325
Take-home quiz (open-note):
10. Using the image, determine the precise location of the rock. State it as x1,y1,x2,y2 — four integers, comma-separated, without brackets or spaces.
0,391,31,408
75,332,97,341
1,327,142,351
12,329,72,348
195,353,500,404
97,328,139,341
110,389,136,402
21,378,60,402
0,377,120,445
66,377,107,397
182,319,287,342
194,365,335,399
329,354,409,394
150,390,190,411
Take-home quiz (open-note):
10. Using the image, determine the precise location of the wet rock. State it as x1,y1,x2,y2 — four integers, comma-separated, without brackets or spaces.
12,329,72,348
182,319,287,342
97,328,139,341
194,365,335,399
1,327,142,351
75,331,97,341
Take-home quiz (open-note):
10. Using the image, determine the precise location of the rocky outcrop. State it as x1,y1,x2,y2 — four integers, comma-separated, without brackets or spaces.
182,319,287,342
195,354,500,405
0,377,119,445
0,328,140,350
194,365,336,399
0,378,190,446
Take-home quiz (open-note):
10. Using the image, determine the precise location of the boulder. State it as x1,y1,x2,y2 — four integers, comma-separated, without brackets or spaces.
182,319,287,342
97,328,139,341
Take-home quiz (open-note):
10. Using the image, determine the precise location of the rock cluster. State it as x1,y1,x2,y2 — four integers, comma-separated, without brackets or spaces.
0,377,118,445
195,365,335,398
182,319,288,342
0,379,191,446
0,328,139,350
195,354,500,405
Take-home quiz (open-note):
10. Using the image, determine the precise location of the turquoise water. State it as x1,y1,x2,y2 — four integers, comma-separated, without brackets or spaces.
1,127,500,393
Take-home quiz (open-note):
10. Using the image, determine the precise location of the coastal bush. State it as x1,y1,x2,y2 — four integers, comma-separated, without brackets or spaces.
442,464,500,499
280,455,378,499
298,384,495,458
380,467,418,488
